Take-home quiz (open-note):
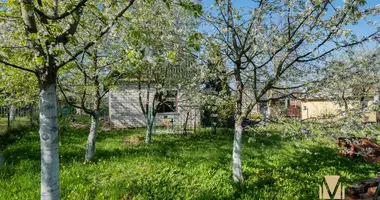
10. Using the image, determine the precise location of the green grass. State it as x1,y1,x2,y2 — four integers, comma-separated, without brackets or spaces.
0,125,380,199
0,117,30,133
0,117,34,150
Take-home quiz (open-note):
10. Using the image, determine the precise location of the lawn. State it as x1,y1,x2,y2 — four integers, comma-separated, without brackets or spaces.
0,124,379,199
0,117,31,134
0,117,33,151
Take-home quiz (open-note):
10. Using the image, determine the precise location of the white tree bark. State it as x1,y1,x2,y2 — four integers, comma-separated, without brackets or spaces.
9,104,16,121
145,118,154,144
85,115,99,162
374,85,380,104
39,84,60,200
232,117,244,183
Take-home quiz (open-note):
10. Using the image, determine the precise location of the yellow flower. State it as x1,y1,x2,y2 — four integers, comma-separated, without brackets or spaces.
67,194,71,198
255,169,259,174
279,178,284,182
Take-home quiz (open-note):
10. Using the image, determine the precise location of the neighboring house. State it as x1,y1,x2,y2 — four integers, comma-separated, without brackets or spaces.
109,82,200,129
300,97,377,122
250,91,302,119
299,85,378,122
251,89,378,122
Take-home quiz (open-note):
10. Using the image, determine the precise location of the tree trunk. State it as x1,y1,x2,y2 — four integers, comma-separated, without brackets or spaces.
211,104,217,134
361,96,367,112
183,111,189,135
193,110,197,133
29,104,34,127
145,117,154,144
9,104,16,121
85,114,99,162
375,84,380,104
267,90,273,118
233,116,244,183
232,71,244,183
212,121,217,134
232,55,244,183
342,91,348,112
39,83,60,200
7,110,11,133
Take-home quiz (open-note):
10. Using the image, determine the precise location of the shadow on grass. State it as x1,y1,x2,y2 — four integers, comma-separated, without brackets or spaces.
0,124,35,151
3,125,379,199
235,135,380,199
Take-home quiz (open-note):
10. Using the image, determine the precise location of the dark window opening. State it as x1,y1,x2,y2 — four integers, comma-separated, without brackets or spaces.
157,91,178,113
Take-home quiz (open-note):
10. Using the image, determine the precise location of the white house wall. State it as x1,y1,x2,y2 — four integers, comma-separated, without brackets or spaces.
109,83,200,128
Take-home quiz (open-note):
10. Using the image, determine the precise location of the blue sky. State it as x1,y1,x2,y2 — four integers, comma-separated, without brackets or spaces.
201,0,380,46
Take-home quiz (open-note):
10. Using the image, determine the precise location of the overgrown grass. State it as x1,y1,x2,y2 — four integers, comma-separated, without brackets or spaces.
0,117,35,150
0,117,31,133
0,124,380,199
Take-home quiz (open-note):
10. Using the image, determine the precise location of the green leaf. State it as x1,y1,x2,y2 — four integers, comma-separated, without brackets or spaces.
35,56,45,65
127,50,135,58
167,51,176,63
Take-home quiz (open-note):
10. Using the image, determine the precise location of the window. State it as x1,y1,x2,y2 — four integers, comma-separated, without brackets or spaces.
157,91,178,113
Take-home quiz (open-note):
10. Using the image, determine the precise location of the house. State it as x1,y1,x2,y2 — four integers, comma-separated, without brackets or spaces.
249,90,302,119
108,82,200,129
252,89,378,122
300,96,377,122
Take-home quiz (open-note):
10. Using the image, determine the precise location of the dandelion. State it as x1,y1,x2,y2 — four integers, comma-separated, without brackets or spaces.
67,194,71,198
280,178,284,182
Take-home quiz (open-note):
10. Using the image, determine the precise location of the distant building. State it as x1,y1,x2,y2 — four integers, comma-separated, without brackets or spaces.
250,89,378,122
249,90,302,119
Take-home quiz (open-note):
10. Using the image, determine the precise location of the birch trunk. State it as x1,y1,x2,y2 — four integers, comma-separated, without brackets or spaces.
39,83,60,200
85,114,99,162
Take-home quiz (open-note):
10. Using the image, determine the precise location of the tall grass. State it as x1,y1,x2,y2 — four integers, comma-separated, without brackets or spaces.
0,117,36,150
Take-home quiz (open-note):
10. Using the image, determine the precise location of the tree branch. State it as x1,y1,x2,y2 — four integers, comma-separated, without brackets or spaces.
34,0,88,21
57,79,83,110
0,58,37,74
56,9,82,44
56,0,136,69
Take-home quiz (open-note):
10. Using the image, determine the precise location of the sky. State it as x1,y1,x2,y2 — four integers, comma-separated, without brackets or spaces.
201,0,380,48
